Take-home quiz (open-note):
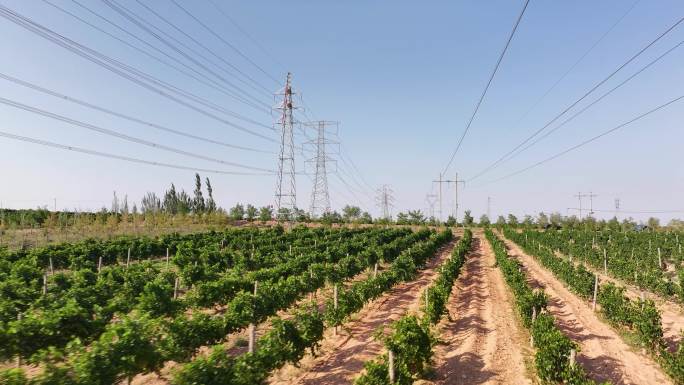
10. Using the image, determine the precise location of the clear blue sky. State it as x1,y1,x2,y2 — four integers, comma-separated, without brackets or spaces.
1,0,682,223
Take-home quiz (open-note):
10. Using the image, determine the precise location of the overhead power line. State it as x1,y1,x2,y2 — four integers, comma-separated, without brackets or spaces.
442,0,530,175
567,208,684,214
45,0,274,118
337,164,374,201
129,0,274,99
0,131,271,175
102,0,272,109
513,0,641,124
505,38,684,163
168,0,281,85
468,15,684,182
340,144,374,191
0,4,280,144
206,0,287,73
479,93,684,185
334,172,367,209
0,96,274,172
0,72,274,154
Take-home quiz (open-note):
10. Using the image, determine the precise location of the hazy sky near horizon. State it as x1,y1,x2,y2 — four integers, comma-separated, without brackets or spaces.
1,0,683,222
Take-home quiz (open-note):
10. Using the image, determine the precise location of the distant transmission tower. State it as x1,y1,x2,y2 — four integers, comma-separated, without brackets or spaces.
487,196,492,219
305,121,338,218
376,185,394,220
426,193,438,220
274,73,297,217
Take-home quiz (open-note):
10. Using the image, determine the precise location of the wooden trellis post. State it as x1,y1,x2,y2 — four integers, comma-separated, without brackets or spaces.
658,248,662,269
126,248,131,268
16,313,22,368
592,275,599,311
569,349,576,367
248,281,258,353
333,283,339,336
425,289,429,311
530,307,537,347
166,248,170,267
309,267,314,301
97,256,102,275
388,349,395,383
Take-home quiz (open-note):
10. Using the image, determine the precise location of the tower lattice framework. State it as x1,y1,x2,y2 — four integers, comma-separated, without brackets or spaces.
274,73,297,217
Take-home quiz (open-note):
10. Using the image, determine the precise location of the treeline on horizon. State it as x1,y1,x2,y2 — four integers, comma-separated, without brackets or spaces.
1,174,682,231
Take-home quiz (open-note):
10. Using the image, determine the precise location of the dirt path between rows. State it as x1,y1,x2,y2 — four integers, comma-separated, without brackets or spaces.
500,233,671,385
132,260,387,385
269,239,458,385
557,250,684,351
424,232,533,385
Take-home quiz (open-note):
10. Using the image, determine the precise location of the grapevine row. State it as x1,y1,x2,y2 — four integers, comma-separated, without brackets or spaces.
486,229,600,384
0,227,395,361
171,229,453,385
503,227,684,384
355,229,473,384
1,228,427,384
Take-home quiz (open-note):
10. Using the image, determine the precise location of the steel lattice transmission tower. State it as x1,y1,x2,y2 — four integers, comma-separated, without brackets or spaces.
376,185,395,220
274,73,297,217
305,121,338,218
425,193,438,220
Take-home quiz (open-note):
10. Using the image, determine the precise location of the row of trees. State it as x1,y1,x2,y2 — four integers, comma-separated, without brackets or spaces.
139,174,216,215
2,174,678,231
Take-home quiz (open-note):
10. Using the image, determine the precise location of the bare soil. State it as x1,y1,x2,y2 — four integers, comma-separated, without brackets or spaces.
131,260,386,385
268,239,458,385
500,232,672,385
424,232,533,385
557,250,684,351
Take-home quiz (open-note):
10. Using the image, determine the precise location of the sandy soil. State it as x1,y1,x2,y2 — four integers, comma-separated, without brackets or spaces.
423,232,533,385
557,250,684,351
131,260,386,385
500,233,672,385
268,239,458,385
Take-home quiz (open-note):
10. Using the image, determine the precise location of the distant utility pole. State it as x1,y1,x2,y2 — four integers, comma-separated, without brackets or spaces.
574,191,598,220
376,185,394,220
305,121,338,218
274,73,297,218
487,196,491,219
615,198,621,217
574,192,585,220
588,191,598,216
432,173,465,222
433,173,444,222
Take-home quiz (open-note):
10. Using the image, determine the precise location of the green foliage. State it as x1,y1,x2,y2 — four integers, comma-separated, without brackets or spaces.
0,369,28,385
486,229,598,385
633,299,664,350
173,231,452,385
355,315,433,385
597,282,632,326
424,230,472,324
662,339,684,384
463,210,474,226
506,228,675,357
2,227,427,384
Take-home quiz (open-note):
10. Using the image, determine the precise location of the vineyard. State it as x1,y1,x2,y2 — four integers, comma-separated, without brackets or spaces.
2,224,684,384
